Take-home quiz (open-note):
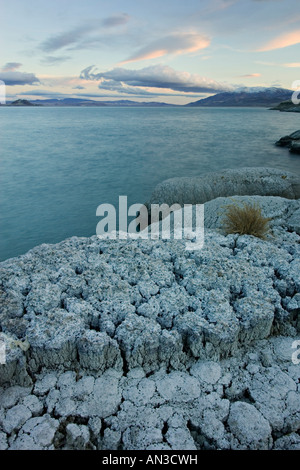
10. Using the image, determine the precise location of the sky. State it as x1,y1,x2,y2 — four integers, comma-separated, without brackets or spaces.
1,0,300,104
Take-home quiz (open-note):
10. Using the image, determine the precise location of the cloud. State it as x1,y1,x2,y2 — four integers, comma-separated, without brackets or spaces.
0,71,40,86
283,62,300,68
255,60,278,66
256,60,300,68
102,13,130,27
80,64,234,94
40,14,130,53
258,30,300,51
119,33,210,65
41,25,94,53
92,79,160,96
2,62,22,72
18,89,64,97
40,56,72,66
240,73,261,78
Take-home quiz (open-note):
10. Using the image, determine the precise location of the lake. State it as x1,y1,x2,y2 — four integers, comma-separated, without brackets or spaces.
0,106,299,261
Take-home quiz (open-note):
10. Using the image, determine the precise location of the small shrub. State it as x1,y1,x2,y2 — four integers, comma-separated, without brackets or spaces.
222,202,271,239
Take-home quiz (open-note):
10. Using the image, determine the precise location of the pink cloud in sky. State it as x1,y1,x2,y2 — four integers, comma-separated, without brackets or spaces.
240,73,261,78
258,29,300,51
119,33,210,65
283,62,300,68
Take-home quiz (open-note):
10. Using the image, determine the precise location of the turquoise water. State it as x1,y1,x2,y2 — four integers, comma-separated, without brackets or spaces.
0,106,299,261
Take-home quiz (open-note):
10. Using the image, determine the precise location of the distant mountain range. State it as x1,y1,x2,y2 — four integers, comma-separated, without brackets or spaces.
186,87,293,107
4,87,295,108
7,98,173,107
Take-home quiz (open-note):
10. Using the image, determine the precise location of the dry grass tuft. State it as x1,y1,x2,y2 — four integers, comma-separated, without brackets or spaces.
222,202,272,239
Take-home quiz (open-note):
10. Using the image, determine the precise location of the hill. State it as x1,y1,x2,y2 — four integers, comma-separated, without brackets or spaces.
186,87,292,107
9,99,36,106
270,100,300,113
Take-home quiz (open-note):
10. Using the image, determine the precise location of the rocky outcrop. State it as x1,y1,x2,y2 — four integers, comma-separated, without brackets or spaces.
275,131,300,155
290,143,300,155
146,167,300,208
271,101,300,113
0,195,299,450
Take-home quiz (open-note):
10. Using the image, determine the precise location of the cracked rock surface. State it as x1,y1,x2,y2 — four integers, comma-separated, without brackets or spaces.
0,195,299,450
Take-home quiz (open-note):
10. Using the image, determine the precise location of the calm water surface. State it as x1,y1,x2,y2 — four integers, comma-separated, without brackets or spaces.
0,106,299,261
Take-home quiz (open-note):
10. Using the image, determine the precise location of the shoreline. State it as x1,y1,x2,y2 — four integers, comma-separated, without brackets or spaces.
0,188,300,450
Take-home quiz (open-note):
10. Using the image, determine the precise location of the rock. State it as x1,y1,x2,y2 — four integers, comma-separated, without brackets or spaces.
0,332,32,387
287,130,300,139
2,404,32,434
0,334,299,450
275,130,300,147
26,309,85,372
33,372,58,396
271,336,299,363
101,428,122,450
66,424,91,450
122,376,156,407
21,395,44,416
9,433,41,450
274,433,300,450
0,432,8,450
76,330,123,373
290,141,300,154
156,372,201,403
201,409,227,446
146,167,300,208
275,135,295,147
228,401,272,450
13,416,59,449
165,426,197,450
275,130,300,154
1,209,299,381
190,361,222,385
0,385,31,409
0,197,299,450
25,282,62,315
247,366,297,431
